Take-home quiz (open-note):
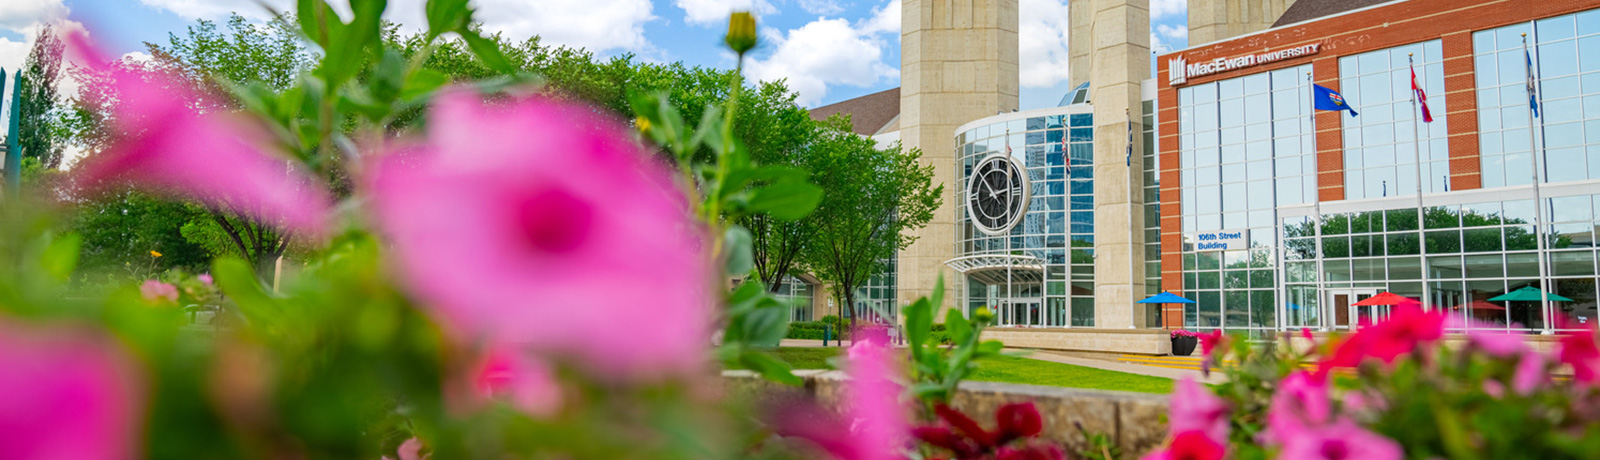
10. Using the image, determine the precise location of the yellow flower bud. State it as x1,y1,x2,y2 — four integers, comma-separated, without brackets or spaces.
150,250,163,258
636,116,652,134
725,12,757,54
973,307,994,324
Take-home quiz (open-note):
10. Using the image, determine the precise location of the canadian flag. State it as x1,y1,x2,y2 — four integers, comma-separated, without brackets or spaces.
1411,66,1434,123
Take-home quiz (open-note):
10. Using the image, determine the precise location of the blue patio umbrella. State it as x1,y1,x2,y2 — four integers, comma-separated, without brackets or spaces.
1137,291,1196,304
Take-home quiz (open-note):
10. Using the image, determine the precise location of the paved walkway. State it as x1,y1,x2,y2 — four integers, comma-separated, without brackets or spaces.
776,339,1225,384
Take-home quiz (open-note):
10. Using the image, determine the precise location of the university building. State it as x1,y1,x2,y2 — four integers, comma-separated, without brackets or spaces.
799,0,1600,354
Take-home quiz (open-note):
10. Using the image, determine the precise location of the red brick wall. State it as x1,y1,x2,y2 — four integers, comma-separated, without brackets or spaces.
1153,0,1600,329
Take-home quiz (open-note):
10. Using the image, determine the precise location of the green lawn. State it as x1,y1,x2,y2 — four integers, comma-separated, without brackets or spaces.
745,348,1173,394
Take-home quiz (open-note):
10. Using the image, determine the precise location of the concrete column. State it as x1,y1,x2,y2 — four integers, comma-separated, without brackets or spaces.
1188,0,1297,45
1069,0,1094,88
1090,0,1150,328
899,0,1020,318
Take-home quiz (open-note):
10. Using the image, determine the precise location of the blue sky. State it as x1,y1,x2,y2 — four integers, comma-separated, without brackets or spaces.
1,0,1192,110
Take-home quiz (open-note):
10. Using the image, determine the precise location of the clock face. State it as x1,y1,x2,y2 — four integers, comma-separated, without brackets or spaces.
967,154,1031,235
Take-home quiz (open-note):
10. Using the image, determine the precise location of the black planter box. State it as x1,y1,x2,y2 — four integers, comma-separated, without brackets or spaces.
1171,335,1198,356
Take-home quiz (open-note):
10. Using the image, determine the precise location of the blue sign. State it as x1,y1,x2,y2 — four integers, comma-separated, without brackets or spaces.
1186,229,1249,251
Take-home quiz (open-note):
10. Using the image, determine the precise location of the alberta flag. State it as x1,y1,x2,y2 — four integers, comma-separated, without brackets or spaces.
1411,66,1433,123
1313,84,1358,117
1527,45,1541,118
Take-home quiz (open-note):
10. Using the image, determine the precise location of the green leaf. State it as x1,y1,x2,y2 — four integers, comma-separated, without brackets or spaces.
723,225,755,275
725,280,766,315
944,308,973,344
399,68,448,100
739,349,802,386
721,165,808,198
424,0,471,39
976,340,1005,355
460,30,514,73
212,258,279,328
746,180,822,221
39,233,81,282
904,297,931,351
739,299,790,347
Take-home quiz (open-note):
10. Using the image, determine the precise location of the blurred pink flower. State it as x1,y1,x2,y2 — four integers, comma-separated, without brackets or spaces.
382,437,426,460
66,32,330,234
1558,324,1600,385
0,321,144,460
1275,420,1401,460
473,347,561,416
842,331,908,460
367,90,708,378
1263,371,1331,445
1449,317,1528,357
1319,305,1446,375
1513,351,1546,395
1140,431,1225,460
770,331,908,460
197,273,214,286
140,280,178,304
1169,377,1229,443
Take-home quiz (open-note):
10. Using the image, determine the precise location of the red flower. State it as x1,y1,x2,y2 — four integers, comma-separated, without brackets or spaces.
994,402,1044,445
995,442,1065,460
1316,305,1445,375
913,426,981,458
1198,330,1228,357
1141,431,1225,460
935,404,996,447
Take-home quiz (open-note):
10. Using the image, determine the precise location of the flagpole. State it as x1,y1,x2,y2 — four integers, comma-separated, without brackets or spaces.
1410,54,1431,312
1005,129,1013,327
1309,71,1328,331
1128,107,1138,328
1523,33,1553,333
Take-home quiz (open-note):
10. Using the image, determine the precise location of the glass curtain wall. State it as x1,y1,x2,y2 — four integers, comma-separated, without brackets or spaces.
1178,65,1314,336
772,276,815,322
1474,9,1600,188
1338,40,1449,199
1142,100,1164,326
957,107,1096,327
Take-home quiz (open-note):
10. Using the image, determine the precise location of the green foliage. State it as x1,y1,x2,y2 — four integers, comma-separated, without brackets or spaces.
13,24,67,170
71,190,212,277
901,276,1008,406
802,118,942,326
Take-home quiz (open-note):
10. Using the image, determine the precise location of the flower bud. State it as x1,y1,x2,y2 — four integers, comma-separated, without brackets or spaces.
725,12,757,54
973,307,994,324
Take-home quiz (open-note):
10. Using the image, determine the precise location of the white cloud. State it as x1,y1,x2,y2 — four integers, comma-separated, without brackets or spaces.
137,0,279,21
1150,32,1168,54
1151,0,1186,20
0,0,68,31
859,0,899,35
1017,0,1070,88
675,0,776,26
796,0,844,15
746,15,897,106
1157,24,1187,40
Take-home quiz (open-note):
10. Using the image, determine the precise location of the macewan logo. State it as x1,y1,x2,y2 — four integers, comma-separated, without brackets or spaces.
1168,43,1321,86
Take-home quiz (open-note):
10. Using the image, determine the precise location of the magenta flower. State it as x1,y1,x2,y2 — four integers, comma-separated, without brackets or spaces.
366,90,709,378
0,321,144,460
197,273,214,286
841,330,908,460
1275,419,1402,460
1140,431,1225,460
470,346,562,416
382,437,427,460
1449,317,1528,358
1168,377,1229,443
1557,324,1600,385
1263,371,1331,444
67,32,330,234
1318,305,1446,376
140,280,179,304
773,330,909,460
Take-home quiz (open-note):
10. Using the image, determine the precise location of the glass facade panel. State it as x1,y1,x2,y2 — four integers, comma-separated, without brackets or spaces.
1339,41,1449,199
1476,11,1600,186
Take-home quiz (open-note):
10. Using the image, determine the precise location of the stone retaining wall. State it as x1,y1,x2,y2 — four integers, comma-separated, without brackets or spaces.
722,370,1171,456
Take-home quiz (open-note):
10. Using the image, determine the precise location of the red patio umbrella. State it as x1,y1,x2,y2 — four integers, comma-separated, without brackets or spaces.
1352,292,1418,306
1448,300,1506,311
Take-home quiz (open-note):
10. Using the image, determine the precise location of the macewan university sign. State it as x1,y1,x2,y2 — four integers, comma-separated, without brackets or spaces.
1168,43,1320,86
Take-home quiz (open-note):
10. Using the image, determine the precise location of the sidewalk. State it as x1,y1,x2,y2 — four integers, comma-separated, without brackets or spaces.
776,339,1224,384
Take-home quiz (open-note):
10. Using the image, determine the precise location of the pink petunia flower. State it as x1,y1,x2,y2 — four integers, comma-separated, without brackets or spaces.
1275,419,1402,460
197,273,214,286
1449,317,1528,358
66,32,330,234
1557,323,1600,385
366,90,710,379
1262,371,1331,445
0,320,144,460
771,329,909,460
1318,305,1446,376
1168,377,1229,443
140,280,179,304
382,437,427,460
1513,351,1547,395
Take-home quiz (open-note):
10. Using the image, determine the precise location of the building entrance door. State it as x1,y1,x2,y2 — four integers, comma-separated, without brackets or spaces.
998,298,1043,327
1327,289,1379,330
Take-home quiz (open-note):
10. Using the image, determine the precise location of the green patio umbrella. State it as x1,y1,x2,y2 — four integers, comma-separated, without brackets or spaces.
1489,286,1573,302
